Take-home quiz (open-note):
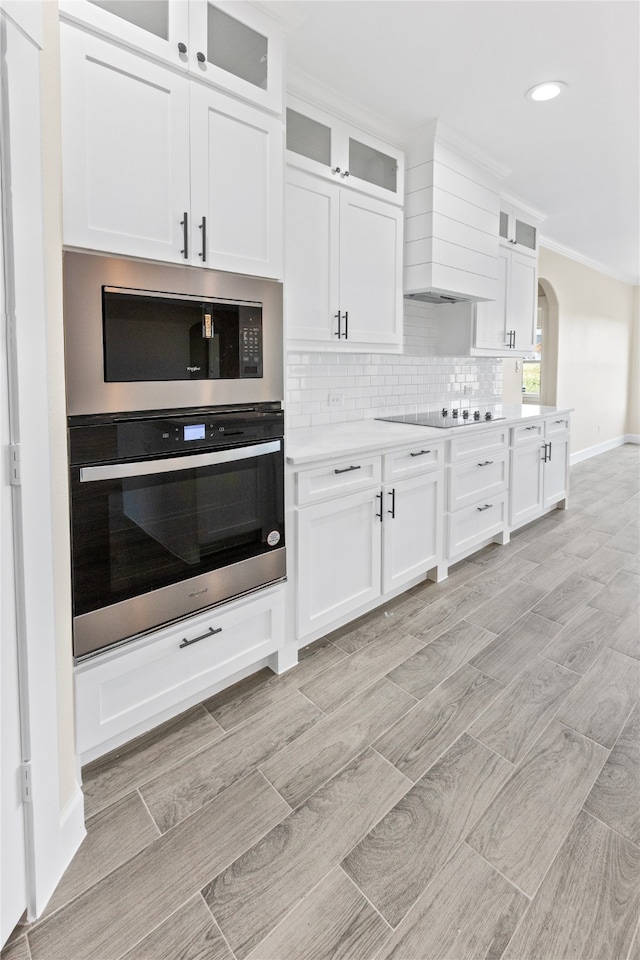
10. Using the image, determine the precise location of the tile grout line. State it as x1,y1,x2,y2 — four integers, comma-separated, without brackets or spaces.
578,806,640,853
197,891,239,960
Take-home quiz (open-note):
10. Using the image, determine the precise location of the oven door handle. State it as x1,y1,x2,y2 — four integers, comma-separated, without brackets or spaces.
79,440,282,483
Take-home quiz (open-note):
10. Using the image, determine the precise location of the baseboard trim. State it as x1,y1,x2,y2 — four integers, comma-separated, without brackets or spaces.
570,435,637,465
58,783,86,877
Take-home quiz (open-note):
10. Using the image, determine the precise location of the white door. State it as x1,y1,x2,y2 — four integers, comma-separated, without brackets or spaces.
338,191,403,349
190,84,283,278
59,0,190,70
382,472,442,594
60,24,191,263
509,443,545,528
543,436,570,509
475,247,509,350
296,489,382,639
510,251,537,352
285,169,340,343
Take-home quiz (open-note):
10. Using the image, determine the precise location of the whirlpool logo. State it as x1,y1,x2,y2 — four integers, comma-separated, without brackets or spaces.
188,587,208,599
186,366,202,372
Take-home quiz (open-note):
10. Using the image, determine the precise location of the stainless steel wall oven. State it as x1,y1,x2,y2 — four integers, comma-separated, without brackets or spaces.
63,253,286,659
69,404,285,659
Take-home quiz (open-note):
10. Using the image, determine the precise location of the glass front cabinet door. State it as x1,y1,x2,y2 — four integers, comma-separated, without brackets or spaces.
286,95,404,205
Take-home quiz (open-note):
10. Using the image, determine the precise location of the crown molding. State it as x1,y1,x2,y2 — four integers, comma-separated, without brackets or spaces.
408,119,511,181
539,236,639,286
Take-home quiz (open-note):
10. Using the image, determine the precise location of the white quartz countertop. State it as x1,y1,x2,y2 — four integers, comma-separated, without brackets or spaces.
285,405,572,465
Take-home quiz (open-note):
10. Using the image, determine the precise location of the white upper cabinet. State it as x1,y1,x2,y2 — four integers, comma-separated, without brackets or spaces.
187,1,283,114
190,84,283,276
286,95,404,205
499,201,539,256
60,23,283,277
474,246,537,354
60,23,192,265
59,0,284,113
285,167,403,350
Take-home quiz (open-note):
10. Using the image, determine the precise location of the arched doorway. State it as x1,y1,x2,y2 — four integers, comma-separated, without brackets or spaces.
535,277,559,406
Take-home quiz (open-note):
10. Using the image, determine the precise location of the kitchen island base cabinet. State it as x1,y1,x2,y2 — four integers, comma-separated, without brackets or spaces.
75,584,288,763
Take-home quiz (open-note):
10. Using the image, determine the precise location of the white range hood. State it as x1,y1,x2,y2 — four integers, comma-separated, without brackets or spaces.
404,120,509,304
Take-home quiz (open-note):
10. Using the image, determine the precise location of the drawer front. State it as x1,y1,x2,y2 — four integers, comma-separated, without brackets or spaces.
512,421,544,446
449,452,508,511
383,442,443,481
449,427,508,463
545,415,570,437
75,586,285,756
447,494,507,560
296,455,381,505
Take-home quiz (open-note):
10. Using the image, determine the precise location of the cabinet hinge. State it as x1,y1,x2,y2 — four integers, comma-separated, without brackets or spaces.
9,443,21,486
21,762,33,803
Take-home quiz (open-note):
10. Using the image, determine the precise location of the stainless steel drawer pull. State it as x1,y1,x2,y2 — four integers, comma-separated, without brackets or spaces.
179,626,222,649
476,503,493,512
477,460,494,467
334,464,361,474
410,449,431,458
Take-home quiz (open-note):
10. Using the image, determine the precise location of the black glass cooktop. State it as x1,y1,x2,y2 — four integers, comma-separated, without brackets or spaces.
376,408,506,428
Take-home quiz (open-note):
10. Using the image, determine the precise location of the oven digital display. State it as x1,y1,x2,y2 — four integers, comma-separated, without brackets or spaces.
184,424,206,441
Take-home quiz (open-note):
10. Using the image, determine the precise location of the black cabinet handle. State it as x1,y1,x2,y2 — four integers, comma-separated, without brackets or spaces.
409,449,431,458
388,487,396,519
376,491,383,521
179,625,221,649
334,311,348,339
547,441,552,462
334,464,361,475
334,312,342,339
196,51,206,63
199,216,206,261
331,167,341,175
476,503,493,512
177,42,187,53
344,310,348,339
477,460,494,467
525,425,537,431
340,170,350,178
180,212,188,258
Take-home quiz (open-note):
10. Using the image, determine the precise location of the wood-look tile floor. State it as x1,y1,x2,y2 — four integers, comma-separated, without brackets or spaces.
4,443,639,960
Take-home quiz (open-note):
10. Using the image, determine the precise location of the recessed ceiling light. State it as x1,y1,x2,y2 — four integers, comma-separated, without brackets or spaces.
525,81,568,102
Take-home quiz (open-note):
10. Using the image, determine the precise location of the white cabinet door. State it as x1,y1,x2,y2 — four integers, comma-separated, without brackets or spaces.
60,24,191,263
339,190,403,349
510,250,537,352
382,472,442,594
190,84,283,278
188,0,284,114
296,489,382,639
474,247,509,350
59,0,189,69
510,441,545,528
285,168,340,342
285,170,403,350
544,435,570,508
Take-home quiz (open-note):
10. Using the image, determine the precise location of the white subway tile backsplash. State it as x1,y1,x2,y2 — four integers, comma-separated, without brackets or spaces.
284,300,503,429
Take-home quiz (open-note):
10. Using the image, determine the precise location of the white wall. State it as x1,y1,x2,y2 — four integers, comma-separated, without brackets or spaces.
538,246,636,456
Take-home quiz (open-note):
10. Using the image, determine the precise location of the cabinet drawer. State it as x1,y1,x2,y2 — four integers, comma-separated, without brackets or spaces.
447,495,507,560
546,416,570,437
449,427,508,463
449,452,508,511
512,421,544,446
295,455,381,505
75,585,285,756
383,442,443,481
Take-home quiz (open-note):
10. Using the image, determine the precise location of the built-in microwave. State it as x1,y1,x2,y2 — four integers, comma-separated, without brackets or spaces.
63,252,283,416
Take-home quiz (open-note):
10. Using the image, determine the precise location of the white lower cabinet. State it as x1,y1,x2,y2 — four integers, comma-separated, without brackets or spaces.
382,471,442,594
446,428,509,561
75,584,286,761
296,487,382,638
293,445,443,641
509,416,570,528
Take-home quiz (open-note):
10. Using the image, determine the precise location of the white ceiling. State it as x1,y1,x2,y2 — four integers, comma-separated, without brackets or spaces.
264,0,640,285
